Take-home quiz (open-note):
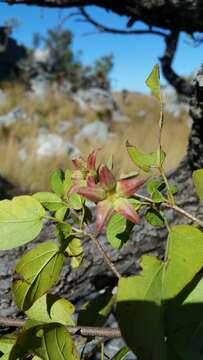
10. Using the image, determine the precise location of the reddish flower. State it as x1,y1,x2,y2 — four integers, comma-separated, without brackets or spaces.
96,200,114,233
114,198,140,224
99,164,116,191
87,150,97,171
77,186,106,203
116,176,148,197
72,150,147,233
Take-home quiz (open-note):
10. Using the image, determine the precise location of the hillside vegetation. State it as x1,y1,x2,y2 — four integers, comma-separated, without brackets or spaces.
0,83,189,192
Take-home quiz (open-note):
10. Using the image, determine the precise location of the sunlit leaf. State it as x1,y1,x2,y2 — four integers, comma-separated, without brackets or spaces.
33,192,63,211
0,195,45,250
145,64,161,101
26,294,75,325
106,214,133,249
126,142,165,172
49,169,64,195
193,168,203,203
12,242,64,311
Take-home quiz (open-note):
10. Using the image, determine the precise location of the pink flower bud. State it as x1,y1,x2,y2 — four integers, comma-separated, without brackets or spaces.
87,150,97,171
86,175,96,188
77,186,105,203
99,164,116,191
114,198,140,224
72,157,86,170
116,177,148,197
96,200,114,233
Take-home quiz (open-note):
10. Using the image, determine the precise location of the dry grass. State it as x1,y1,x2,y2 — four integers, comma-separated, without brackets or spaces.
0,85,190,192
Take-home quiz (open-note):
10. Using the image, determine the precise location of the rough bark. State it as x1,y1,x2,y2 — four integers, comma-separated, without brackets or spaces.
2,0,203,34
0,67,203,323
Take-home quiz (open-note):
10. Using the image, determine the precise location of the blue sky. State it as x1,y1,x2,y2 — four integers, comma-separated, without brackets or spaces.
0,3,202,92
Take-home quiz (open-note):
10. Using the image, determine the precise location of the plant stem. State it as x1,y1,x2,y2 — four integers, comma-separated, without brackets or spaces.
135,193,203,228
85,231,121,279
164,203,203,228
0,317,121,338
159,166,174,205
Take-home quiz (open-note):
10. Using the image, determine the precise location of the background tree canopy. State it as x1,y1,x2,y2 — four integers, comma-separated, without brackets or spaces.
1,0,203,96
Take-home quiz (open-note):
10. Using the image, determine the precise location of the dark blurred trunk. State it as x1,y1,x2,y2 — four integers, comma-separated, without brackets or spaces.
0,66,203,323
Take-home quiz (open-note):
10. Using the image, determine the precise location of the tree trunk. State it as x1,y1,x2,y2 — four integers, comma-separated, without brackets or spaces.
0,67,203,323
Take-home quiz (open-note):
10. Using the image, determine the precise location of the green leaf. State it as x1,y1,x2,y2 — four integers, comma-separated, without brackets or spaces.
193,169,203,203
145,208,165,227
166,274,203,358
106,214,133,249
9,324,80,360
110,347,130,360
163,225,203,300
63,168,72,192
12,242,64,311
0,195,45,250
55,205,68,222
116,225,203,359
68,192,83,210
126,142,165,172
55,223,72,245
49,169,64,195
147,179,165,194
0,335,16,360
147,179,165,203
78,291,114,327
65,237,83,268
119,171,139,180
26,294,75,325
145,64,161,101
117,256,166,359
33,192,63,211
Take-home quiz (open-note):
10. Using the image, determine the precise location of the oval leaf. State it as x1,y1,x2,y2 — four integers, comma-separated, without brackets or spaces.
9,323,80,360
33,192,63,211
49,169,64,195
145,64,161,101
193,169,203,203
126,142,165,172
0,195,45,250
163,225,203,299
26,294,75,325
106,214,133,249
116,256,166,359
145,208,165,227
12,242,64,311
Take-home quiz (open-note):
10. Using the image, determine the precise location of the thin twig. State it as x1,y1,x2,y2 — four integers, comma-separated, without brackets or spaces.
135,193,203,228
164,203,203,228
80,8,166,37
0,316,121,338
85,231,121,279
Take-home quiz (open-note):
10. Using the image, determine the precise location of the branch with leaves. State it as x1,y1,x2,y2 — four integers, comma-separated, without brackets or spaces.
1,65,203,359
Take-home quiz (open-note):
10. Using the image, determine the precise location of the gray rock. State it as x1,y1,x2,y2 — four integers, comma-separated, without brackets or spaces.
73,116,83,128
0,89,6,107
112,111,129,123
73,88,117,113
30,76,50,99
18,148,28,161
0,106,30,127
74,121,109,143
36,130,80,158
33,48,50,64
137,110,146,119
57,120,71,134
